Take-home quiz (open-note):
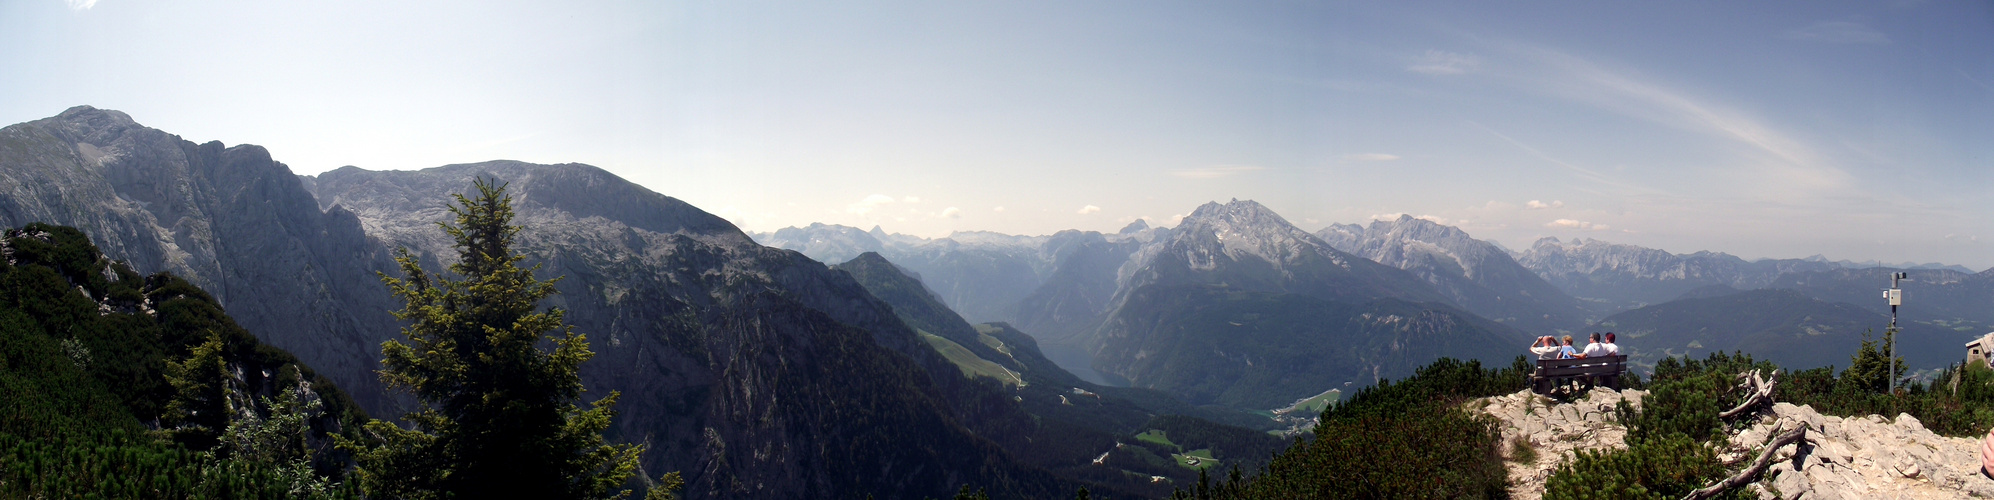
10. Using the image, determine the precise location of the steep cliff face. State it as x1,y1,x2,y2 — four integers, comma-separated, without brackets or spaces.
311,162,1068,499
0,106,402,409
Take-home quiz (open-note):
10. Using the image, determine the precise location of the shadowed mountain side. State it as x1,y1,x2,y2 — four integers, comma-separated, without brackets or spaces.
832,252,1015,370
1594,288,1965,373
1011,231,1150,345
0,106,402,409
1094,284,1527,409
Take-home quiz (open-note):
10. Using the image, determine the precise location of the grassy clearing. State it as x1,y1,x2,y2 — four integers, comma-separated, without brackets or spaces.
1134,429,1178,450
917,331,1023,387
1173,449,1217,470
976,332,1013,356
1281,389,1341,414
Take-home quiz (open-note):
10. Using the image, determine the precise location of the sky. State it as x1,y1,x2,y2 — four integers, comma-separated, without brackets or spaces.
3,1,1991,269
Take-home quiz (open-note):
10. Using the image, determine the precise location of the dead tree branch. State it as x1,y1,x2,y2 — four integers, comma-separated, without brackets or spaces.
1681,424,1808,500
1720,369,1779,420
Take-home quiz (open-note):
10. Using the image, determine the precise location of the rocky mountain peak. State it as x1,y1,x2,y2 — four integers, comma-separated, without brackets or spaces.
55,105,139,129
1118,219,1148,235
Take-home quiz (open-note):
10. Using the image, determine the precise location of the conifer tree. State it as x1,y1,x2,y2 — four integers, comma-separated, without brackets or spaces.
346,178,651,499
164,331,237,450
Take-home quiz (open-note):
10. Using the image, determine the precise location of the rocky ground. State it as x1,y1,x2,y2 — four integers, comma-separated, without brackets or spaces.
1473,388,1644,500
1473,388,1994,499
1741,402,1994,499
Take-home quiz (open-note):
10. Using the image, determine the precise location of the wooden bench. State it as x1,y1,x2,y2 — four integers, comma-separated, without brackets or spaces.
1531,355,1628,395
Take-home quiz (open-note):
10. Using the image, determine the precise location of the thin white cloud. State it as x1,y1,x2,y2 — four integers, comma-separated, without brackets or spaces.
1343,153,1401,162
940,207,961,219
1408,50,1480,75
902,196,921,204
1168,165,1266,179
993,206,1005,212
1488,42,1853,197
1525,200,1564,210
1782,21,1890,45
64,0,98,10
845,194,896,216
1546,219,1611,231
1077,205,1102,215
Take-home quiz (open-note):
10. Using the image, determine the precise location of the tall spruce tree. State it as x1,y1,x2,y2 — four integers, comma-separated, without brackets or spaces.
346,178,650,499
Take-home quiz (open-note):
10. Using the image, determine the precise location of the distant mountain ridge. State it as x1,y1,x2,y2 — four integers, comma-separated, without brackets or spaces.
1315,215,1591,333
1595,288,1961,372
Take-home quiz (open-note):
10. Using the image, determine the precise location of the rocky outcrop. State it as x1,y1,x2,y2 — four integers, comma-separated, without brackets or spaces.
1742,403,1994,499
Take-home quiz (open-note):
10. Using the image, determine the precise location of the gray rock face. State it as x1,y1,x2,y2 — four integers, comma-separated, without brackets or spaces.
1316,216,1591,333
0,106,403,409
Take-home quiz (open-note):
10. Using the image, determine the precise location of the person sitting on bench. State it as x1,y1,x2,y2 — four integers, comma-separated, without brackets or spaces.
1558,335,1580,359
1603,332,1620,357
1530,336,1563,360
1581,332,1611,359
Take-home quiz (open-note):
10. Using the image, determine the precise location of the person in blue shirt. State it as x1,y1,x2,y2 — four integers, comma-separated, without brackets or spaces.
1557,335,1580,359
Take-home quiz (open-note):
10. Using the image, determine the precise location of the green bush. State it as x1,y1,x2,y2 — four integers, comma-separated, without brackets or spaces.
1174,357,1527,499
0,223,364,498
1542,433,1733,500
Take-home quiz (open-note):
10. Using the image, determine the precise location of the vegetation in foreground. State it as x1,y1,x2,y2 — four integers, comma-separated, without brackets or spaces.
0,223,367,498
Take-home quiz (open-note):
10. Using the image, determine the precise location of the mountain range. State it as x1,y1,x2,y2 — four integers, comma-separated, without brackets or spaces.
7,105,1988,497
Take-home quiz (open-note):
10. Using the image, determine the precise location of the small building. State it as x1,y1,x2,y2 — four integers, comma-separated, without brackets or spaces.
1967,332,1994,368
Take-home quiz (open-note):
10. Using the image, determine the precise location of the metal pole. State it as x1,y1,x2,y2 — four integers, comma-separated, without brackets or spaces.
1886,272,1905,394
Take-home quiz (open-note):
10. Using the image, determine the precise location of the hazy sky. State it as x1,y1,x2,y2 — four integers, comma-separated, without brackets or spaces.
4,1,1990,268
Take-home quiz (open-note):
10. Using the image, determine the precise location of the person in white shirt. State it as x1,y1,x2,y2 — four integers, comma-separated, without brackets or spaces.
1602,332,1620,357
1580,332,1611,359
1530,336,1563,360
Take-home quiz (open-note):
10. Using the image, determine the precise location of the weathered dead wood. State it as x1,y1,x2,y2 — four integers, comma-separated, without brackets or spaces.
1719,369,1778,420
1681,424,1809,500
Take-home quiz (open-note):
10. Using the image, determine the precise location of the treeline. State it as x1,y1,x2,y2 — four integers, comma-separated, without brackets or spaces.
0,223,365,498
